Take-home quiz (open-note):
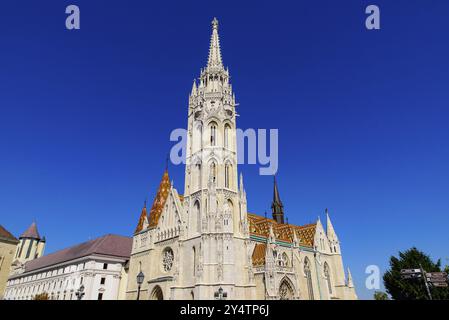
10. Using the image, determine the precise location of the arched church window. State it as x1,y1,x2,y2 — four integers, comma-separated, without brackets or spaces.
196,163,202,190
210,162,217,183
224,162,231,188
210,122,217,146
150,286,164,300
279,278,294,300
192,247,196,277
224,124,231,148
324,263,333,295
194,200,201,233
304,258,314,300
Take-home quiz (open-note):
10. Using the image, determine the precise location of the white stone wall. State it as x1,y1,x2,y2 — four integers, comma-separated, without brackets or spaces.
4,256,127,300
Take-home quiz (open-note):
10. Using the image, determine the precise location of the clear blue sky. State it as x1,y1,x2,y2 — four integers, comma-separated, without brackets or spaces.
1,1,448,300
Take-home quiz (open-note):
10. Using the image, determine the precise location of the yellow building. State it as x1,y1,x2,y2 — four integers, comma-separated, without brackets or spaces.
0,225,19,299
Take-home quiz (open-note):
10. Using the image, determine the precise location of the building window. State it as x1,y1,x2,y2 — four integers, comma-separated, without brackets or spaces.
103,263,108,270
210,123,217,146
100,277,106,285
97,293,103,300
304,258,314,300
225,163,230,188
324,263,333,296
224,124,231,148
210,162,217,183
25,239,34,259
192,247,196,277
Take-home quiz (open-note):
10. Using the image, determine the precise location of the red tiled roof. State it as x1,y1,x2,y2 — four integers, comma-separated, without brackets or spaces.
23,234,132,273
20,222,41,239
0,225,18,242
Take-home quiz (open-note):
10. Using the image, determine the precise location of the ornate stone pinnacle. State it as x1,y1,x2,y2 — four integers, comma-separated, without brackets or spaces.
212,17,219,30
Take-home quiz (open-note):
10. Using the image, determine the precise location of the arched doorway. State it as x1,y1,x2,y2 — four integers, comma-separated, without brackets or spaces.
278,278,294,300
150,286,164,300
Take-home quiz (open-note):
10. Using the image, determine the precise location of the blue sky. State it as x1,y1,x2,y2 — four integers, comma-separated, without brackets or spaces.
1,1,448,299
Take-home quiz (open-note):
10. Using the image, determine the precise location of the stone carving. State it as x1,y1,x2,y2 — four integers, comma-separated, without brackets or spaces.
162,248,174,272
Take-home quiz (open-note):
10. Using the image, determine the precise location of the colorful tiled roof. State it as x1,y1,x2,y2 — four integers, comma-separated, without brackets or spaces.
134,204,148,234
247,213,316,247
252,243,266,267
148,169,171,228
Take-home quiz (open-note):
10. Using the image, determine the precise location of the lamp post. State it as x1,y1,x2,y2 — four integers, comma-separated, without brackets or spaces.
214,287,227,300
75,284,85,300
136,271,145,300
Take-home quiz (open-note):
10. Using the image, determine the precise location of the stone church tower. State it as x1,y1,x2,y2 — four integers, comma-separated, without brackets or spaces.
181,17,255,299
127,18,255,300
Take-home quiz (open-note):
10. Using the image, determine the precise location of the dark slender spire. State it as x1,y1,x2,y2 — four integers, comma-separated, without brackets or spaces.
271,176,284,224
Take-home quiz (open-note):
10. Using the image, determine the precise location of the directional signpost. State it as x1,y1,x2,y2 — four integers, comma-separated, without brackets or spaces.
401,269,422,280
401,268,449,299
427,272,448,288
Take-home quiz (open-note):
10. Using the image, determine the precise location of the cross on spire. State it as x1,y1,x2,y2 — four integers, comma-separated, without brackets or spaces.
207,17,223,70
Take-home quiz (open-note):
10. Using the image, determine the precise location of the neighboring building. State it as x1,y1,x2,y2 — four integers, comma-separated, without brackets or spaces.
10,222,46,275
4,234,132,300
125,19,357,300
0,225,19,299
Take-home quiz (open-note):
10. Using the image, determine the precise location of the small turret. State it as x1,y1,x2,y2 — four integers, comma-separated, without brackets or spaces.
15,221,45,264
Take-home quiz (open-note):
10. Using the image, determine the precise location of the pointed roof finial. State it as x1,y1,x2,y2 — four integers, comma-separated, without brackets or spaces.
20,222,41,240
212,17,219,30
347,268,354,288
165,154,170,171
207,18,223,69
191,79,197,96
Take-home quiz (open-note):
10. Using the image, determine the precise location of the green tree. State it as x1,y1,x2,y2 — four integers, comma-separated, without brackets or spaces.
383,247,449,300
373,291,389,300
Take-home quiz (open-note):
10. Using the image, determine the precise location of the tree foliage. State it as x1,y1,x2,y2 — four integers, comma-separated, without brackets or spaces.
383,247,449,300
373,291,389,300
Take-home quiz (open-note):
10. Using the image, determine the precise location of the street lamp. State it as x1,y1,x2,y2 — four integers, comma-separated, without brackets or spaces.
136,271,145,300
214,287,227,300
75,284,85,300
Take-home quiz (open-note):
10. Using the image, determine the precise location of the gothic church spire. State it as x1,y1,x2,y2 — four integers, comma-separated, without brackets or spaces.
207,17,223,70
271,176,284,224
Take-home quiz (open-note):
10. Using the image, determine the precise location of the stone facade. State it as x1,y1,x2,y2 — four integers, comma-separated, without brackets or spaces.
4,234,131,300
0,225,19,299
125,18,357,300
